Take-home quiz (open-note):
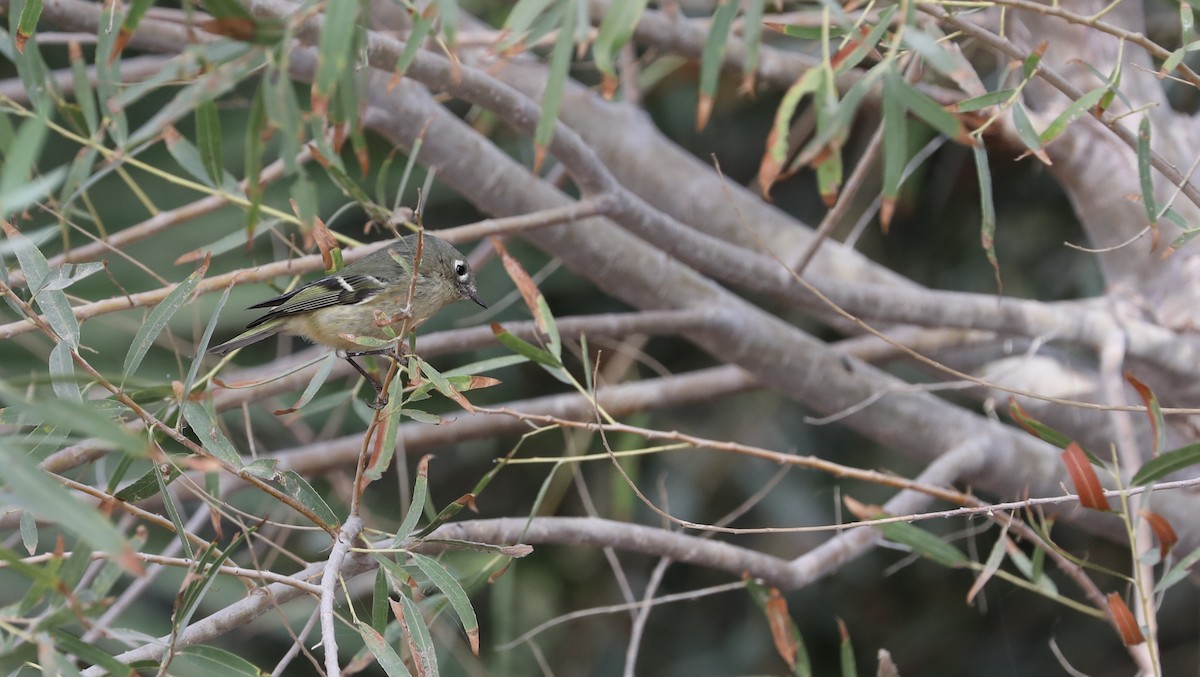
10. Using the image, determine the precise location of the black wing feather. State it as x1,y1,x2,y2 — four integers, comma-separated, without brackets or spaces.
244,275,384,328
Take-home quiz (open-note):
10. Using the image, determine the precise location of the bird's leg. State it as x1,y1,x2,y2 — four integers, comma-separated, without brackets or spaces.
343,356,388,409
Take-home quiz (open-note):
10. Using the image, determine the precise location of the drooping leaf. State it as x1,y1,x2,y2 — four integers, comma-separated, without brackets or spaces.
1061,442,1110,511
123,256,209,382
409,552,479,656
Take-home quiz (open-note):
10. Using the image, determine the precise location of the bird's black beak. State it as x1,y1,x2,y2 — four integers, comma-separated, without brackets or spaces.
467,288,488,309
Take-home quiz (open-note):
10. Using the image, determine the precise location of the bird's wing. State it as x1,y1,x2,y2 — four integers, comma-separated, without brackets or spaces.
245,274,385,327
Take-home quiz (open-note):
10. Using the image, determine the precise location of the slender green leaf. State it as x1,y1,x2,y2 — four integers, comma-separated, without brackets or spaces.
124,261,208,381
838,620,856,677
274,352,337,415
51,630,134,677
165,128,218,187
1155,544,1200,593
881,71,907,221
534,0,577,159
1132,442,1200,485
19,509,37,554
491,323,562,369
157,461,194,559
3,116,55,241
394,594,439,675
953,89,1016,112
901,28,959,79
772,23,848,40
1038,86,1108,145
435,0,459,45
740,0,766,85
196,99,224,186
697,0,738,129
394,456,432,544
358,621,413,677
48,340,82,403
0,441,127,556
395,5,435,77
1182,2,1195,43
874,519,969,568
503,0,555,43
409,551,479,653
1008,399,1073,449
1010,103,1042,153
832,5,896,75
441,354,528,378
888,75,966,141
372,568,389,632
171,645,265,677
593,0,649,84
278,470,340,528
15,0,42,52
972,144,1000,292
1137,115,1157,229
312,0,359,113
114,463,182,503
182,400,243,468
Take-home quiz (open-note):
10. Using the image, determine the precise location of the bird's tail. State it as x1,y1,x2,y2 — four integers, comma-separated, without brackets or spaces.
208,318,283,355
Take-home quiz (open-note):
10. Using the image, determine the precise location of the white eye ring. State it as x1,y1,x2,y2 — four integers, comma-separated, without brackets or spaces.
454,260,469,280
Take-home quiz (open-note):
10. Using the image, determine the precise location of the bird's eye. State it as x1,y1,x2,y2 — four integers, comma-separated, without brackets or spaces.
454,261,468,280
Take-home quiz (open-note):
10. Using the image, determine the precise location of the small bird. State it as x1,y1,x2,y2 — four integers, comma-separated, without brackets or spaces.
210,233,486,407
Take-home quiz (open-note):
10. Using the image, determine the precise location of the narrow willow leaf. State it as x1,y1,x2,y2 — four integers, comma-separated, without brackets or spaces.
832,5,897,75
952,89,1015,113
593,0,649,90
1182,3,1195,43
95,1,128,143
358,621,414,677
409,552,479,655
19,509,37,554
15,0,42,52
758,68,823,194
1137,116,1159,245
172,645,265,676
274,352,337,415
2,222,79,346
50,630,131,677
873,517,969,568
110,0,155,62
696,0,738,130
1155,544,1200,594
745,577,812,677
181,400,243,468
279,470,340,528
395,5,435,77
114,463,182,504
972,145,1001,292
490,323,562,368
503,0,555,48
195,99,224,186
392,595,438,676
739,0,766,91
1010,103,1043,153
48,340,82,403
1132,442,1200,485
0,441,127,557
372,569,389,632
901,28,960,79
889,75,967,142
435,0,459,45
124,259,209,382
1039,86,1108,145
533,0,577,170
394,456,432,544
312,0,359,115
1008,399,1072,449
1061,443,1110,511
164,126,217,187
881,71,907,231
0,114,49,215
837,619,856,677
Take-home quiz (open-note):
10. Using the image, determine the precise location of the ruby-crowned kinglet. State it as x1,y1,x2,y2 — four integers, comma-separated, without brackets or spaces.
210,233,486,406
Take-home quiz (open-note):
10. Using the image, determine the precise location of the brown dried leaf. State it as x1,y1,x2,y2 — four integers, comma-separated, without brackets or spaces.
1139,509,1178,558
1061,442,1110,511
490,236,548,334
1106,592,1145,646
766,588,798,667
